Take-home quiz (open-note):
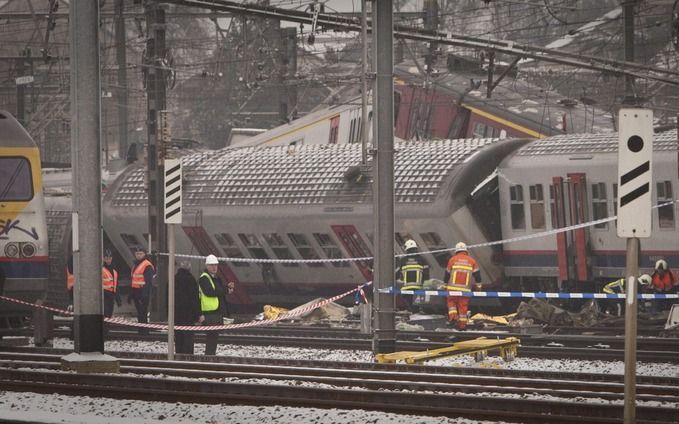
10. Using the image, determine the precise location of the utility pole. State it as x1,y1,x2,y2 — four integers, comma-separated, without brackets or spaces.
15,49,32,125
372,0,395,355
145,1,168,321
360,0,369,165
278,26,297,123
115,0,129,159
623,0,637,104
69,0,104,354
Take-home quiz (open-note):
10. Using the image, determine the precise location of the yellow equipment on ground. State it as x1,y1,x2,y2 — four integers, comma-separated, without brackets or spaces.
375,337,520,364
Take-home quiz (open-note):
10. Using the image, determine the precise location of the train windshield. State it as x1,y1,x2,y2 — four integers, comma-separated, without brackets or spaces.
0,157,33,201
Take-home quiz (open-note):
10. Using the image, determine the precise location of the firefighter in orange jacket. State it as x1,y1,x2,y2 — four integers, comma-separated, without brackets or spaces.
442,242,482,330
129,246,155,334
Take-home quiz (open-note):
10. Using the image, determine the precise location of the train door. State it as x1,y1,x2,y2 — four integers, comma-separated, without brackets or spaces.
330,225,373,281
551,173,591,289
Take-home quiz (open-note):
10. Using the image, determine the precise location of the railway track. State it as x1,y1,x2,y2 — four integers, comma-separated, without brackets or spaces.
1,349,677,423
44,325,679,363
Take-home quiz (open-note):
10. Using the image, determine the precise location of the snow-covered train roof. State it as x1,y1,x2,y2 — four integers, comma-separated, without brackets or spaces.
515,129,678,156
110,138,506,208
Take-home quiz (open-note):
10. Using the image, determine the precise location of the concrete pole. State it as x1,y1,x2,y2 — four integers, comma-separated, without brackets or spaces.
623,237,639,424
372,0,396,355
115,0,129,159
69,0,103,353
168,224,175,360
623,0,636,104
360,0,369,165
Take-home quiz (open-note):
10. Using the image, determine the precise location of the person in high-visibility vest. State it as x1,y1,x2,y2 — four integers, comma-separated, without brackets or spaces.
102,249,121,319
442,242,481,330
129,246,155,334
601,274,652,316
396,239,429,313
197,254,234,355
651,259,678,312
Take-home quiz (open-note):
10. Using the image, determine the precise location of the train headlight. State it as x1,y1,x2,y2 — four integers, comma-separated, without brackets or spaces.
20,242,36,258
4,243,19,258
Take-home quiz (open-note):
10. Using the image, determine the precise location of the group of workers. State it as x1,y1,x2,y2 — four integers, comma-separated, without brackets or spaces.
397,239,678,329
602,259,678,316
66,248,233,355
397,239,480,330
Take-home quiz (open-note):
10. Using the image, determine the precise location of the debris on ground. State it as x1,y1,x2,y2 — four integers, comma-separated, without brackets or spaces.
512,298,599,327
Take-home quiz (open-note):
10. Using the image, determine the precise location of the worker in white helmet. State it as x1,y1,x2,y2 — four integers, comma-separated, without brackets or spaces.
601,274,652,316
396,239,429,313
651,259,678,312
197,254,235,355
442,242,481,330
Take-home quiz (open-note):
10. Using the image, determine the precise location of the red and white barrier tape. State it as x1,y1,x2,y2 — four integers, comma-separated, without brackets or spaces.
0,283,369,332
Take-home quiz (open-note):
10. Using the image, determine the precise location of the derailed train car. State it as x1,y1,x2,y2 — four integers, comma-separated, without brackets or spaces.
103,138,530,307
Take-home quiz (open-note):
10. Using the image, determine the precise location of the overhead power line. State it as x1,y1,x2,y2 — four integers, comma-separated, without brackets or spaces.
165,0,679,87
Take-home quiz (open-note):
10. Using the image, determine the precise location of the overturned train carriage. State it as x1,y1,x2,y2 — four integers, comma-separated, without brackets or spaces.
104,138,530,307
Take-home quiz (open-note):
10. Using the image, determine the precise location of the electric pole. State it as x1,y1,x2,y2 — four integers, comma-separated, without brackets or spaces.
115,0,129,159
144,0,168,320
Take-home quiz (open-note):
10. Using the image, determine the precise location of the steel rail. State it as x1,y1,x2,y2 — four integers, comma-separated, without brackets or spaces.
1,365,677,423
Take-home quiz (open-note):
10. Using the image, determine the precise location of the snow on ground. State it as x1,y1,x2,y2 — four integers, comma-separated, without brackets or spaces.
1,337,677,423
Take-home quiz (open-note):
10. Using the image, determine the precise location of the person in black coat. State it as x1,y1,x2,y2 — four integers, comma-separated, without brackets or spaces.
174,261,201,355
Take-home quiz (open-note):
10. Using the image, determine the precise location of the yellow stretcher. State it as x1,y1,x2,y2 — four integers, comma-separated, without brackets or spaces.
375,337,520,364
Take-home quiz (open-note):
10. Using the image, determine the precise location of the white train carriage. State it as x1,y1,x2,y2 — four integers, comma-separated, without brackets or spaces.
498,130,678,291
103,138,529,307
0,111,49,324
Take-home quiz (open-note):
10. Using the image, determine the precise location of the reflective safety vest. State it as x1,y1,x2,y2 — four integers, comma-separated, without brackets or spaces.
103,267,118,293
603,278,624,294
445,252,479,292
652,271,678,292
131,259,154,289
400,259,425,289
66,267,75,290
199,272,220,312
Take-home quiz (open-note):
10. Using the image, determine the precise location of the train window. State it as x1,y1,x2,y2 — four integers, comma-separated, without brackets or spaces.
529,185,545,230
288,233,324,267
472,123,487,138
120,233,140,256
328,115,340,144
214,233,249,267
419,232,448,267
509,185,526,230
238,233,270,260
0,157,33,201
657,181,675,229
349,118,356,144
591,183,608,229
313,233,349,267
263,233,298,267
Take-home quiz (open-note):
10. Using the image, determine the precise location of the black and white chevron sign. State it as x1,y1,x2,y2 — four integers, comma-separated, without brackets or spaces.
617,109,653,238
164,159,182,224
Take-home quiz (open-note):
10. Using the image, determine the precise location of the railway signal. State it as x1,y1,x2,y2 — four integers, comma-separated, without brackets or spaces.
163,159,182,224
617,108,653,238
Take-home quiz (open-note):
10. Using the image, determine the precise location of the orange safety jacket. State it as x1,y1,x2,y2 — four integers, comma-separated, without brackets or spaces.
131,259,154,289
652,270,678,292
103,267,119,293
445,252,479,292
66,267,75,290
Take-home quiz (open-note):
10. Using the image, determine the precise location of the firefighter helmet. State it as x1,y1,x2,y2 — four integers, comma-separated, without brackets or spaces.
655,259,668,271
638,274,652,286
455,242,468,253
404,239,418,251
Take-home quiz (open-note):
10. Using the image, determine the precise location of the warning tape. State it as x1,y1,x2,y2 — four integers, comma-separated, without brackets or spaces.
0,282,371,332
379,288,679,300
158,200,679,264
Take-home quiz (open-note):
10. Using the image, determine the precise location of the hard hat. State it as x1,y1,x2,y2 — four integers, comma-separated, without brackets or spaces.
638,274,652,286
205,254,219,265
455,242,468,253
103,249,112,257
404,239,417,251
655,259,667,271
